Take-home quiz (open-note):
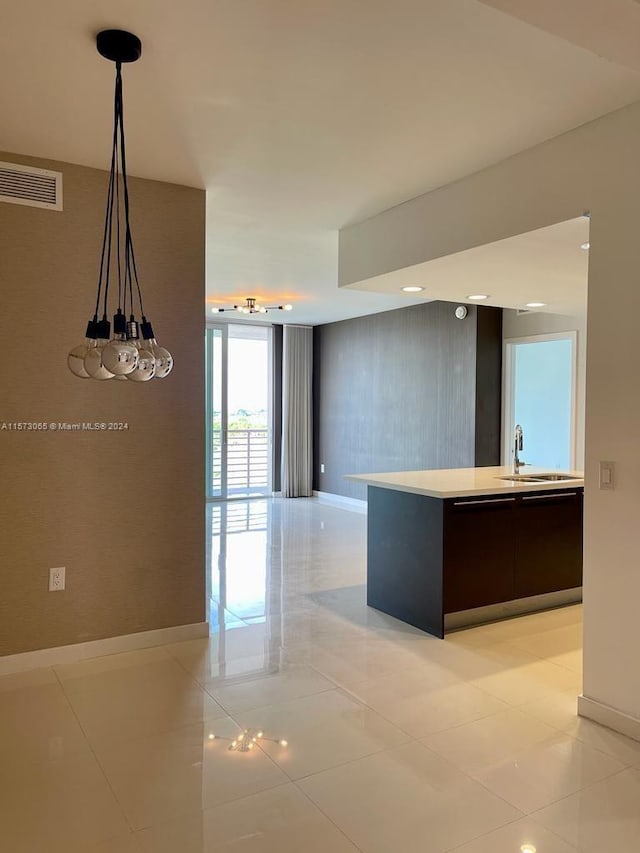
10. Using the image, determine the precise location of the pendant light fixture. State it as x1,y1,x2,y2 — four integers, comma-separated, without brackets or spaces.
67,29,173,382
212,297,293,315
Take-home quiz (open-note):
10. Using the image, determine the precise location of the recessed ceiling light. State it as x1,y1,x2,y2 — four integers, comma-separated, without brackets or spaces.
467,294,489,301
401,286,424,293
525,302,546,308
580,242,590,250
520,845,536,853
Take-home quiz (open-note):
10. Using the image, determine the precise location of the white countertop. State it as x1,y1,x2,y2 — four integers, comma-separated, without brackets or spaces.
345,466,585,499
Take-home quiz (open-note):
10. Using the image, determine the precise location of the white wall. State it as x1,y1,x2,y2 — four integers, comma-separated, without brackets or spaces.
503,309,586,470
340,99,640,731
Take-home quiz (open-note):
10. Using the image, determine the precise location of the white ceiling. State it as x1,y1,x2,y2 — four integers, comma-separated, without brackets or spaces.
346,216,590,317
0,0,637,324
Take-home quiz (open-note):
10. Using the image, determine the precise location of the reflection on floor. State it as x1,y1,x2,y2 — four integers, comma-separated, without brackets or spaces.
2,498,640,852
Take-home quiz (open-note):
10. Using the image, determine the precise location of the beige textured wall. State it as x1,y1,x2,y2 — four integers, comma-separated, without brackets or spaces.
339,99,640,725
0,152,206,656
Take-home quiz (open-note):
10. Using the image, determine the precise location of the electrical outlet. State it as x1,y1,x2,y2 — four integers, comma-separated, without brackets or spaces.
49,566,65,591
320,463,325,473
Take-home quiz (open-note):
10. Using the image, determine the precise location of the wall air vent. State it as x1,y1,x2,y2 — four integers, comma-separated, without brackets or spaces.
0,161,63,211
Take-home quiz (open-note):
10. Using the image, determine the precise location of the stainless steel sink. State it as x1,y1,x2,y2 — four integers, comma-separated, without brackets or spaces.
530,473,579,481
496,472,579,483
497,475,545,482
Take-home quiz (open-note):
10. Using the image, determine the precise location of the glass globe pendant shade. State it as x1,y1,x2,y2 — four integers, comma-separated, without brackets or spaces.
150,340,173,379
67,340,91,378
101,335,139,375
84,339,115,380
127,343,156,382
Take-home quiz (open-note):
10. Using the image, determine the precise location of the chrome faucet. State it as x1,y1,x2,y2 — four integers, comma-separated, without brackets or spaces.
513,424,525,474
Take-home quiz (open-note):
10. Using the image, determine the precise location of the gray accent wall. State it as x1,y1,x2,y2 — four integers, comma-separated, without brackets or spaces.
313,302,502,500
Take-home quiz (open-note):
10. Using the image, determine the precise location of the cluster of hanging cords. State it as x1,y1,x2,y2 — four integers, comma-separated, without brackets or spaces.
116,62,146,320
93,64,120,323
92,59,145,325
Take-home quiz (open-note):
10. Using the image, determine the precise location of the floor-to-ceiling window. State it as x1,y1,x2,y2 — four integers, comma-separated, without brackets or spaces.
205,323,273,500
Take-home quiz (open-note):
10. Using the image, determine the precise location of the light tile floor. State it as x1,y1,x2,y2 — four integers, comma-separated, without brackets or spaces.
2,497,640,851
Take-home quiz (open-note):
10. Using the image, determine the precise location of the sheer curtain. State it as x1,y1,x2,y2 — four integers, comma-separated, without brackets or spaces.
281,325,313,497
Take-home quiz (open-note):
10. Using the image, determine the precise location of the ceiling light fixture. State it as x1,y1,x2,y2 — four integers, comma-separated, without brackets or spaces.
213,297,293,315
525,302,546,308
581,242,590,250
401,286,424,293
467,294,490,301
67,30,173,382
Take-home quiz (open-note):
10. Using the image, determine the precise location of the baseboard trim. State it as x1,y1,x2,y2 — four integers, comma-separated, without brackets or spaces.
313,490,367,514
578,694,640,743
445,588,582,631
0,621,209,676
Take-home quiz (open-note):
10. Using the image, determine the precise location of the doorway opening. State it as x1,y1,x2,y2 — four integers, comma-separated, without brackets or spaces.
502,331,578,470
205,323,273,500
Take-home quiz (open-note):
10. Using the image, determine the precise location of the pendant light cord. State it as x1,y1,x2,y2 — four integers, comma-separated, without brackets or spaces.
93,58,146,325
116,63,146,319
94,86,119,320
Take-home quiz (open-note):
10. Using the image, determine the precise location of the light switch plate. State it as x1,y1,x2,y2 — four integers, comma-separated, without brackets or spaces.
599,461,615,490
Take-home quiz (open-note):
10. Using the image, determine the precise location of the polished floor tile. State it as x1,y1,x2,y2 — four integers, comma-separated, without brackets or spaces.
567,716,640,766
54,646,174,692
299,742,522,853
0,673,88,764
4,498,638,853
406,636,542,682
0,749,129,853
203,663,335,713
165,627,283,678
279,606,371,650
470,655,581,707
8,832,144,853
239,688,410,779
348,668,508,737
549,648,583,674
90,835,144,853
289,635,432,690
533,767,640,852
61,653,226,745
135,784,359,852
473,733,625,813
521,687,581,732
0,665,59,691
464,606,582,645
94,716,289,831
422,708,559,774
509,622,583,659
447,817,578,852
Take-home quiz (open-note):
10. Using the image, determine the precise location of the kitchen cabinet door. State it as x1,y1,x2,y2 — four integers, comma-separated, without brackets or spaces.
514,490,583,599
443,496,516,613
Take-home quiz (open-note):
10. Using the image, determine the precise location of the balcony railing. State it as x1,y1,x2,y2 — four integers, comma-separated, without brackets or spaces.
211,428,270,496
